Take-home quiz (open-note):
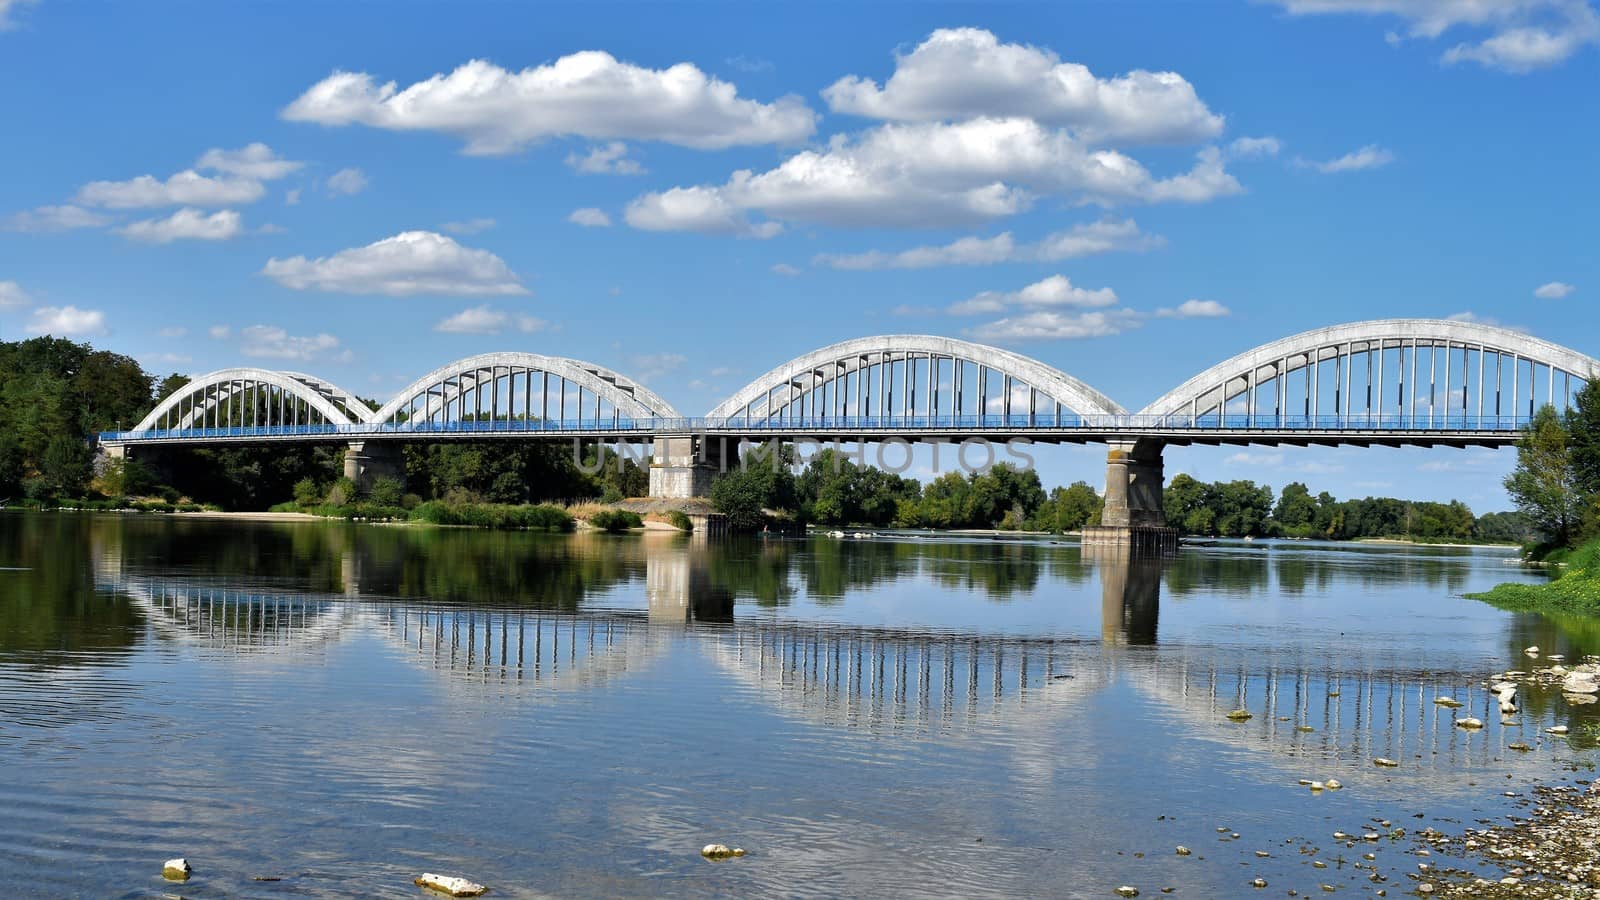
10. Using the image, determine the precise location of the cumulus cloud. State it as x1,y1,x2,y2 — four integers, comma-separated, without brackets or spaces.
434,305,545,335
440,217,497,235
74,143,301,209
1228,136,1282,157
1447,310,1529,332
1155,299,1232,318
0,205,112,232
196,143,304,180
158,326,188,338
1300,144,1395,173
814,219,1161,270
967,309,1141,342
625,118,1239,233
949,274,1117,315
770,263,800,276
0,280,32,308
282,54,817,154
28,305,107,336
326,167,368,196
823,28,1223,144
115,208,243,243
239,324,347,362
208,325,232,340
261,230,529,296
1266,0,1600,71
1534,280,1576,298
565,141,644,175
624,186,782,237
568,207,612,227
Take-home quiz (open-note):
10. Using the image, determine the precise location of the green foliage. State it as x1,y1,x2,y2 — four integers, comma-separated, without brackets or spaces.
410,500,574,530
667,510,693,532
1164,475,1274,537
1469,534,1600,614
710,467,773,532
1029,481,1101,532
40,436,92,497
292,477,322,506
588,509,644,532
796,448,920,526
368,476,405,507
0,434,25,498
325,477,357,507
1505,405,1581,546
96,456,159,498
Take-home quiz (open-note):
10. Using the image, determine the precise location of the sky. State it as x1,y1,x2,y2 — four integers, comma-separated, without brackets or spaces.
2,0,1597,511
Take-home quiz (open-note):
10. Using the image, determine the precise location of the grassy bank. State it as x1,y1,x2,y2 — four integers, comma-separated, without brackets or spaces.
269,498,578,531
1467,538,1600,615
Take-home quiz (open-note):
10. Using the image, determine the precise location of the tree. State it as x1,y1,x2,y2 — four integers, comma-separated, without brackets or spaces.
40,435,92,497
1274,482,1318,529
1504,405,1581,546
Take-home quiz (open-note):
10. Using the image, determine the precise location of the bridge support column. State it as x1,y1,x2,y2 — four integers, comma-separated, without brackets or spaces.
344,442,405,494
1082,439,1178,555
649,436,724,499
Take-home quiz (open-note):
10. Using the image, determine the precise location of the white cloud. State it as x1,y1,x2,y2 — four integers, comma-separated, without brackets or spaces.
1534,280,1575,299
148,352,193,366
1267,0,1600,71
1155,299,1232,318
823,28,1223,145
28,305,107,336
770,263,800,276
208,325,231,340
1228,136,1282,157
949,274,1117,315
1446,310,1529,332
1225,451,1285,467
565,141,645,175
158,326,188,338
892,304,938,316
568,207,612,227
239,324,347,362
814,219,1161,270
261,231,529,296
628,352,688,379
0,280,31,308
326,167,368,196
196,143,304,180
624,186,782,237
74,143,301,209
115,208,243,243
282,54,817,155
0,0,36,30
434,305,545,335
0,204,111,232
627,118,1239,233
967,309,1141,342
76,170,265,209
286,188,302,206
440,217,497,235
1301,144,1395,173
725,55,774,73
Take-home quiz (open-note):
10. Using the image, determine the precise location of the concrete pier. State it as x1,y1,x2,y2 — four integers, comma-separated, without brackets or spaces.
343,441,406,493
648,436,725,499
1081,438,1178,554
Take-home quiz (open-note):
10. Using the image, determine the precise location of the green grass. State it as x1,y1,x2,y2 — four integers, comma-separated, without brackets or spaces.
1468,536,1600,615
587,509,644,532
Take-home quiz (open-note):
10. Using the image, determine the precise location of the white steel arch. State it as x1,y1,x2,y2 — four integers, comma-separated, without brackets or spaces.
1138,318,1600,423
280,371,378,422
131,368,367,432
371,351,683,425
707,334,1126,420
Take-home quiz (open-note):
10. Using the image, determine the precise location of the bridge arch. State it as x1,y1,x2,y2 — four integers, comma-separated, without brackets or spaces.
131,368,372,433
372,352,683,427
707,335,1126,422
1138,318,1600,425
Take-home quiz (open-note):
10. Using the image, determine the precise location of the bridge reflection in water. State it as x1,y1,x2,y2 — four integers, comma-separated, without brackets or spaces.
85,525,1573,787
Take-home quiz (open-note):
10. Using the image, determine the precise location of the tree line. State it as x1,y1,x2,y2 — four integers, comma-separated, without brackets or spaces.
1503,381,1600,553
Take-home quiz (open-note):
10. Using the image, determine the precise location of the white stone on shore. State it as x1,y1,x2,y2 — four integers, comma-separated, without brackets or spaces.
414,874,488,897
1526,646,1540,656
1434,696,1463,708
1562,673,1598,694
162,859,190,881
1547,725,1569,735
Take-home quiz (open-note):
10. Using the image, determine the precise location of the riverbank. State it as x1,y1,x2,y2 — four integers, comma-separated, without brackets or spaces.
1468,538,1600,615
1421,779,1600,897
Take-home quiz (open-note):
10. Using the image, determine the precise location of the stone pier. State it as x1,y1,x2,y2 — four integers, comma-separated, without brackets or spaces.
343,441,406,493
1081,438,1178,555
648,435,726,499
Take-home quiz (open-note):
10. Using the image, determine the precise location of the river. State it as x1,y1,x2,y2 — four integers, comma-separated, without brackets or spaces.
1,513,1596,898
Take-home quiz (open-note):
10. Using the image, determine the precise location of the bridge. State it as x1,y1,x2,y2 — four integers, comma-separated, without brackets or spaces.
97,318,1600,550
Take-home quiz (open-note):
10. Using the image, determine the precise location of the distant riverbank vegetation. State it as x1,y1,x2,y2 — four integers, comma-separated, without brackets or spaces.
705,445,1532,543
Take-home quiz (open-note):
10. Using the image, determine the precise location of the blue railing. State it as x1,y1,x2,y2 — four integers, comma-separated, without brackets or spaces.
97,412,1539,444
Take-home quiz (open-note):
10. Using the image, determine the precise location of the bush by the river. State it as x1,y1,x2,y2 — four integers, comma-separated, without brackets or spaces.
1469,536,1600,614
667,510,693,532
587,509,644,532
411,501,574,531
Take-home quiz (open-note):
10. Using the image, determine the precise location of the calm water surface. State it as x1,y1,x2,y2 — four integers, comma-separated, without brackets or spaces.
2,513,1598,898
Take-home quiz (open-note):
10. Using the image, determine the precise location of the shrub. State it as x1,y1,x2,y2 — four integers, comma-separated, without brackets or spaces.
369,477,405,507
667,510,693,532
325,477,357,507
292,477,322,507
589,509,644,532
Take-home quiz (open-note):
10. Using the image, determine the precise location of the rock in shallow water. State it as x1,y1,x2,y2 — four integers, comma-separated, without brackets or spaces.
1455,717,1484,729
1115,886,1140,897
701,844,746,860
414,873,488,897
1374,757,1399,767
161,858,190,881
1225,709,1253,721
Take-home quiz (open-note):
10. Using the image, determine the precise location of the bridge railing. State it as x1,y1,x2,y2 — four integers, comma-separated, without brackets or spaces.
96,412,1541,443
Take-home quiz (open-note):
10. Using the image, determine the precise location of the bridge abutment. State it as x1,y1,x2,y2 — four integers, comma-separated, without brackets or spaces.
1083,439,1178,554
344,442,406,495
649,436,724,499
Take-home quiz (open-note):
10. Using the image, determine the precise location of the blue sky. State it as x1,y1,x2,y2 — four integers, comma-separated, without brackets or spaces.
2,0,1597,510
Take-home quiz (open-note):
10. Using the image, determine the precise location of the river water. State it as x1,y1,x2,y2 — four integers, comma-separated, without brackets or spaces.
1,513,1597,898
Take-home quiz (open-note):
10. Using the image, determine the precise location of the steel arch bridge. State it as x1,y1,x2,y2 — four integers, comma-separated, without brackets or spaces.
105,318,1600,450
